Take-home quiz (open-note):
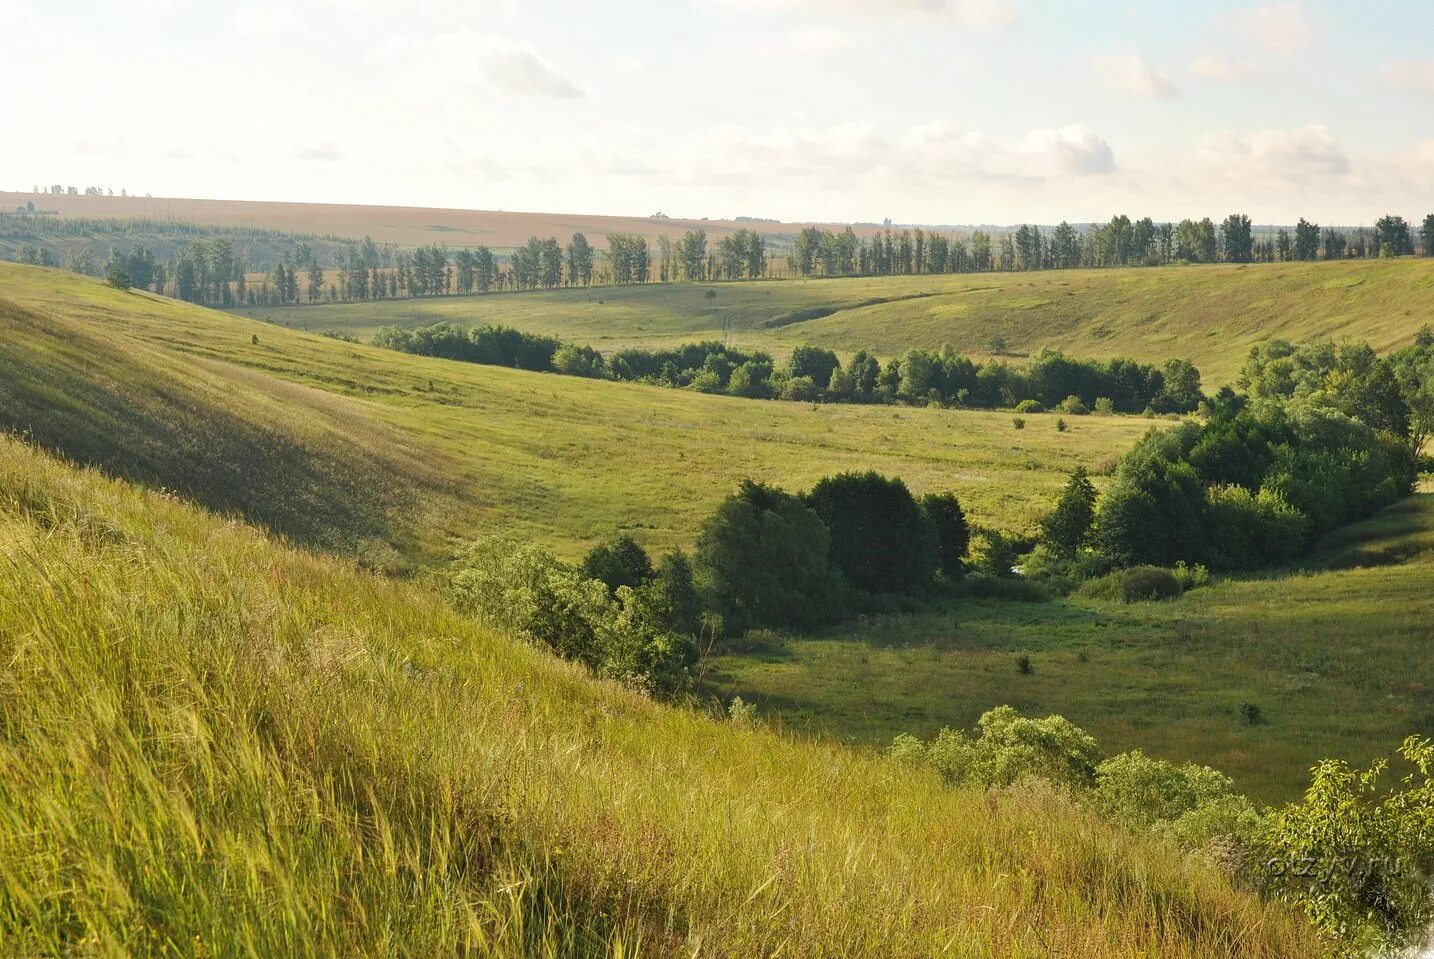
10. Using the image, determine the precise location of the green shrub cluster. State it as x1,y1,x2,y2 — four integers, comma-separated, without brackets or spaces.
451,537,699,695
694,475,969,634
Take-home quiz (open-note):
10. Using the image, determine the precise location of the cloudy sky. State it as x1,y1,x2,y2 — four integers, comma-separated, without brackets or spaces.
4,0,1433,224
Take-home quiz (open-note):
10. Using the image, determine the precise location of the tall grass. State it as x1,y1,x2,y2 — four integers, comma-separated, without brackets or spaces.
0,435,1322,956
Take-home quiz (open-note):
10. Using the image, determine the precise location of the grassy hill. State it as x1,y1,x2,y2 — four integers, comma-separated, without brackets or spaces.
238,258,1434,384
0,262,1149,563
3,262,1428,807
0,432,1321,957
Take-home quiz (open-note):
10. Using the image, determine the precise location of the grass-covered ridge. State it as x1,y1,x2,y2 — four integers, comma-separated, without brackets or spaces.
0,262,1150,561
238,258,1434,384
0,433,1321,956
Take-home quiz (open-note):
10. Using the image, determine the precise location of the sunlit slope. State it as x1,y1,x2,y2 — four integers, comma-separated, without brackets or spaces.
0,433,1320,957
0,263,1150,560
241,258,1434,383
712,491,1434,803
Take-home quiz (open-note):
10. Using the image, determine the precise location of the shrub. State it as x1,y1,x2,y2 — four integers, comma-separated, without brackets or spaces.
1094,750,1250,836
694,480,845,634
1014,399,1044,414
105,264,131,290
1093,397,1116,416
1058,395,1088,415
1012,417,1025,430
1015,654,1032,675
1081,566,1183,603
890,706,1100,790
805,472,936,595
1055,418,1068,432
452,537,696,695
778,375,819,402
1255,738,1434,955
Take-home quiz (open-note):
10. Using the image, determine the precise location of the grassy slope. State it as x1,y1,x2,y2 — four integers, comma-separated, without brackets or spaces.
709,491,1434,803
238,258,1434,383
0,263,1148,562
0,434,1319,957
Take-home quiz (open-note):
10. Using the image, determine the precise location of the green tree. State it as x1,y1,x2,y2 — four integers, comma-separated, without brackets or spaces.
105,263,131,291
1421,214,1434,256
1294,218,1320,261
1039,468,1097,557
1220,213,1253,263
919,492,969,578
804,471,936,596
694,480,844,634
786,345,840,387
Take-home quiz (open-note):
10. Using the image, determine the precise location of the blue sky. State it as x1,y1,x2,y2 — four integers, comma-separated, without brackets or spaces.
3,0,1432,224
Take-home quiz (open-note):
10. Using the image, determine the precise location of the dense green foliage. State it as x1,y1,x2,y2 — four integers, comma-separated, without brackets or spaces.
804,472,936,595
1095,409,1414,569
451,537,698,695
693,481,846,635
373,320,1206,414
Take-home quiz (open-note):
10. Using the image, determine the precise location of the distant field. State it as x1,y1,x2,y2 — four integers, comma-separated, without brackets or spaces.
237,257,1434,383
2,191,844,250
0,263,1149,565
710,491,1434,803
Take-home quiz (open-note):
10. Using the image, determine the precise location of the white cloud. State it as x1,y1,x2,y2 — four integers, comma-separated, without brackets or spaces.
1089,53,1178,100
712,0,1017,28
1227,2,1314,55
1381,61,1434,95
1022,125,1118,176
231,4,299,37
291,142,345,162
1199,124,1349,181
1188,55,1261,81
764,25,873,55
381,32,582,100
0,0,26,24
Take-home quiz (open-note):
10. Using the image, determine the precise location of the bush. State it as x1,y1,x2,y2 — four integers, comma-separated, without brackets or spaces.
1012,417,1026,430
1055,417,1068,432
1093,397,1116,416
452,537,696,695
972,528,1018,578
1058,395,1088,415
1081,566,1184,603
105,264,131,291
805,472,936,595
1014,399,1044,414
892,706,1100,790
1094,750,1251,836
778,375,819,402
694,480,845,634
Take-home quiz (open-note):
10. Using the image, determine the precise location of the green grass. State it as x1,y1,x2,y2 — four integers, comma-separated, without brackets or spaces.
237,258,1434,384
0,432,1320,957
1,262,1150,564
707,491,1434,803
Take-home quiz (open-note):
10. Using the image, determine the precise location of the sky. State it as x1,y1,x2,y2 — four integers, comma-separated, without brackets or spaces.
3,0,1433,225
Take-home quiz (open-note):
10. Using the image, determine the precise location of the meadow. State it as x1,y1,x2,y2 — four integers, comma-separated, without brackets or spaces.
4,261,1429,806
0,431,1317,957
239,257,1434,384
708,490,1434,803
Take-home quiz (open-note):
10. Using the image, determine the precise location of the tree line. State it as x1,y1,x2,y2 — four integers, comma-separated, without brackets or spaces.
370,324,1207,415
17,210,1434,309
